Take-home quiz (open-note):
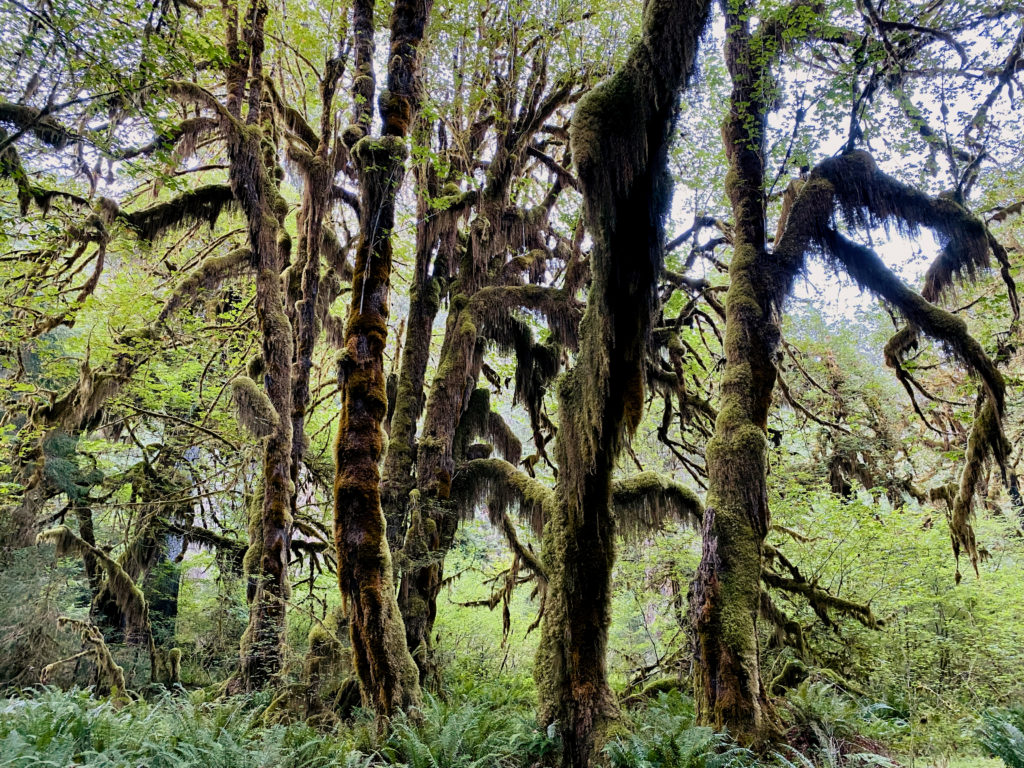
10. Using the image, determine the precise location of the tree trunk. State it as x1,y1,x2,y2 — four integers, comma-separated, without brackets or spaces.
399,289,484,679
225,1,295,691
333,0,432,717
380,156,454,553
335,134,422,716
689,0,780,743
536,1,711,765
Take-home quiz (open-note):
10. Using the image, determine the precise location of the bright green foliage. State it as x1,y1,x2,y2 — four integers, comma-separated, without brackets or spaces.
0,689,347,768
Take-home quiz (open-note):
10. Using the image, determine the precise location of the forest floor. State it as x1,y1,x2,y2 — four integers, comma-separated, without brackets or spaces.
0,681,1013,768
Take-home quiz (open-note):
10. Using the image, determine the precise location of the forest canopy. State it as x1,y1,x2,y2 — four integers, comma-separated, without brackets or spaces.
1,0,1023,766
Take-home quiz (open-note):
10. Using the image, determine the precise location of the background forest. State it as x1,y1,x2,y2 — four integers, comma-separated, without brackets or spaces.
0,0,1023,766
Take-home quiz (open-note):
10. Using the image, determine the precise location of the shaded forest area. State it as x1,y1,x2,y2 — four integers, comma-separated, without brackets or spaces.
1,0,1023,765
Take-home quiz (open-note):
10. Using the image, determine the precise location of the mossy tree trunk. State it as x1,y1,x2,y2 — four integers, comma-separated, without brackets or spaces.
203,0,296,691
400,262,485,680
289,110,337,510
535,1,712,765
380,146,466,554
689,0,780,743
395,49,575,683
333,0,431,718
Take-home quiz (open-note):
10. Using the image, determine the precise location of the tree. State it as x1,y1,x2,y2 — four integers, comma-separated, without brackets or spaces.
332,0,433,717
690,0,1019,743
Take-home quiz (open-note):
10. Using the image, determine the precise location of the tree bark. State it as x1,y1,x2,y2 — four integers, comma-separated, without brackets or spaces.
220,0,295,691
535,1,711,765
334,0,432,717
689,0,783,742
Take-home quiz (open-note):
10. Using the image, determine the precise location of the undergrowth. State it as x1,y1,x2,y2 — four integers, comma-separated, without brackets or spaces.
1,682,1002,768
605,690,754,768
0,681,553,768
978,706,1024,768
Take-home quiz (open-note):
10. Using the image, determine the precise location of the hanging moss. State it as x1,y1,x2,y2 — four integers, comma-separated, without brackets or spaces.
231,376,281,438
122,184,237,242
472,285,583,350
452,388,522,465
450,457,554,537
611,471,702,539
0,101,72,148
949,394,1009,579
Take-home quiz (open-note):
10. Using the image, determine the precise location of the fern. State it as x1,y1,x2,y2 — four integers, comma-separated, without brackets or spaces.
979,708,1024,768
604,691,753,768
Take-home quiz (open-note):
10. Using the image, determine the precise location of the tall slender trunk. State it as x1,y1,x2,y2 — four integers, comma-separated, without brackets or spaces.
380,156,454,553
335,132,422,715
225,0,295,691
689,0,780,742
400,267,485,679
535,2,711,765
334,0,432,717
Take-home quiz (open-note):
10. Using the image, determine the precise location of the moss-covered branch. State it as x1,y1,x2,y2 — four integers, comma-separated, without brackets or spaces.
472,285,583,350
43,617,128,697
120,184,238,242
37,526,155,677
450,457,555,538
772,151,1013,574
0,101,73,148
611,472,703,539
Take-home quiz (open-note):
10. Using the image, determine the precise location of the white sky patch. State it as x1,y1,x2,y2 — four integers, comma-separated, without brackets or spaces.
795,228,941,319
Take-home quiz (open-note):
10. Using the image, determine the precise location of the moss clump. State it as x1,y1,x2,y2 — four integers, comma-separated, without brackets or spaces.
230,377,280,438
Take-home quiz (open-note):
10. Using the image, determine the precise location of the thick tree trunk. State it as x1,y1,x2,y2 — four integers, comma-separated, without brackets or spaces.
289,155,332,504
689,0,780,743
535,1,711,765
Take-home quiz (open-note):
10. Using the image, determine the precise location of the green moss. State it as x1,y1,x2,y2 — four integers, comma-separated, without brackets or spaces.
351,134,408,167
230,377,279,438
